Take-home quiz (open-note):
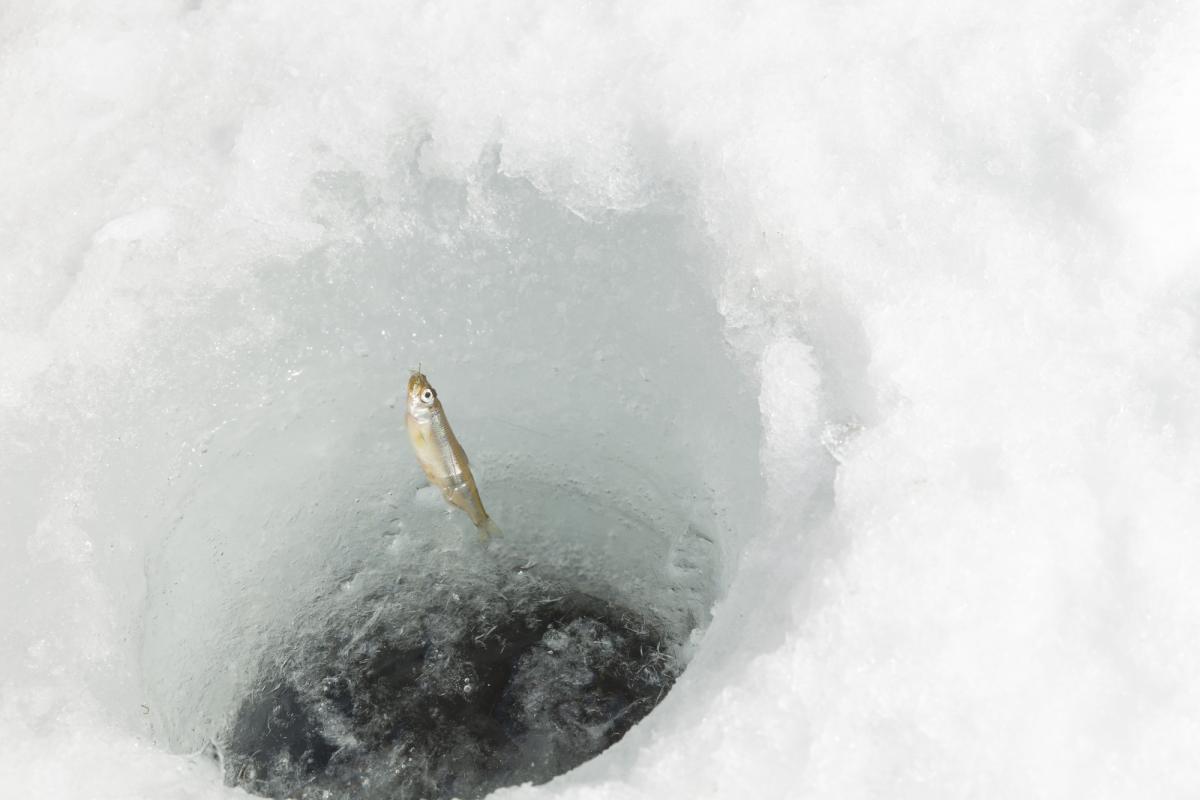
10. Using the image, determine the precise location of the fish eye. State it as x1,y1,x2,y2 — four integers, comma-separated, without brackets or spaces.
421,389,434,403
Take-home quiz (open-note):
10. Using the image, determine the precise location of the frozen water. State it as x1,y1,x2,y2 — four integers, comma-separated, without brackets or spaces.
3,2,1200,799
131,167,740,792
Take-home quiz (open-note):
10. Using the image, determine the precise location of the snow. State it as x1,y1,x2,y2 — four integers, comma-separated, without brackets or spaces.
2,1,1200,798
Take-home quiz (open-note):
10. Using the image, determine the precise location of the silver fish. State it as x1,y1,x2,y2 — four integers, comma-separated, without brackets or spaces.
405,370,499,538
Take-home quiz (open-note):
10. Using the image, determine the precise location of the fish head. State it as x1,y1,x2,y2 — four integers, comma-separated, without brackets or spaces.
406,370,439,417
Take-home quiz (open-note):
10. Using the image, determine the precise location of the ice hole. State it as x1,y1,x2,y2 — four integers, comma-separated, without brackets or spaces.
139,164,763,798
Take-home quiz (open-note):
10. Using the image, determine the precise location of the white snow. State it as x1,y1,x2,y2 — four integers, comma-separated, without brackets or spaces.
3,1,1200,798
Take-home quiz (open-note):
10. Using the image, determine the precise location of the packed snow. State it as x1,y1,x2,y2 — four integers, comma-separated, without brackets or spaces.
2,1,1199,798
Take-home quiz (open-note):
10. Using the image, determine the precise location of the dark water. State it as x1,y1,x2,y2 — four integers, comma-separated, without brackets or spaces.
221,585,676,800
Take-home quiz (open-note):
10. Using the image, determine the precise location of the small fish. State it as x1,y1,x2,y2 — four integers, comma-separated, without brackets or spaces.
405,370,500,538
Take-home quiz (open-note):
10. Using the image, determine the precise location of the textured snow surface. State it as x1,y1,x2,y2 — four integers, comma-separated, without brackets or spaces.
2,1,1200,798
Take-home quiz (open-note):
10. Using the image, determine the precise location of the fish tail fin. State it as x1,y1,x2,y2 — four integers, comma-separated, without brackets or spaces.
479,516,502,540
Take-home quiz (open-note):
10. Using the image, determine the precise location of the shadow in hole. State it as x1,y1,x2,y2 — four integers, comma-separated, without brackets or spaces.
224,588,676,800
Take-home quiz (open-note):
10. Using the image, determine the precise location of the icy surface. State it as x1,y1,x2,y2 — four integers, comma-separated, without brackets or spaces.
3,1,1200,799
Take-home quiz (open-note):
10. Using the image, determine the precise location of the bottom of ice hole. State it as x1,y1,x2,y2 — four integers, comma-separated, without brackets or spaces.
219,585,678,800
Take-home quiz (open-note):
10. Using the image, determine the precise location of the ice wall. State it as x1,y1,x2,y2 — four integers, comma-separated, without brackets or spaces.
3,1,1200,798
132,170,754,764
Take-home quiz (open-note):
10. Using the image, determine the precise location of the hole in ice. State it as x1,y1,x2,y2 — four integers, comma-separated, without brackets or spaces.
220,569,676,800
137,156,758,798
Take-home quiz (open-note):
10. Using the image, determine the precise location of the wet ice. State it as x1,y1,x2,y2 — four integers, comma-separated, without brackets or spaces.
222,565,675,800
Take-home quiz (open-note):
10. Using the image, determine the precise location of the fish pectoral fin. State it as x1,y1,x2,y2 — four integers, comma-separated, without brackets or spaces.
442,481,475,509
